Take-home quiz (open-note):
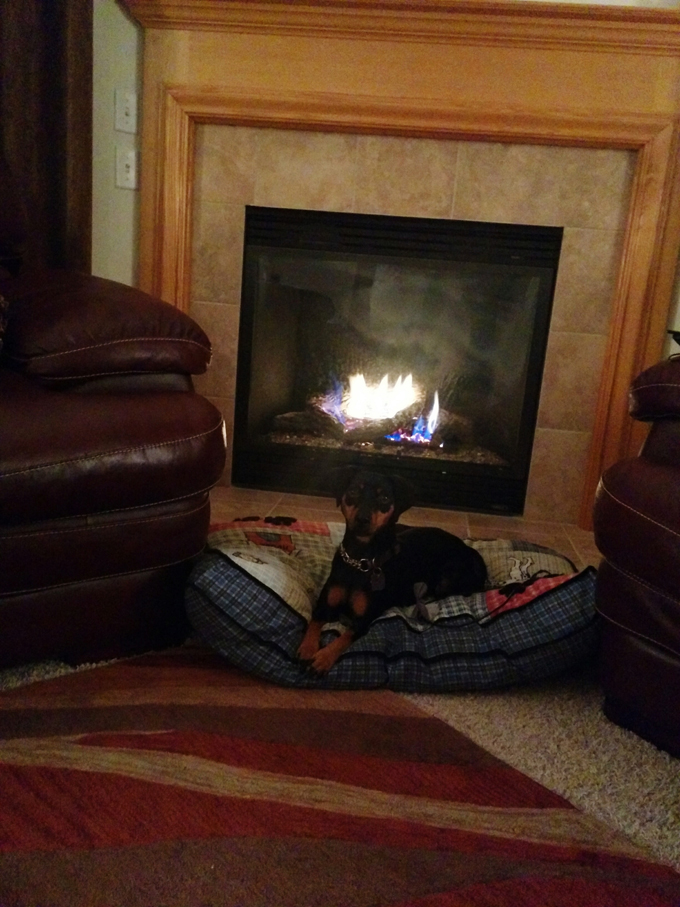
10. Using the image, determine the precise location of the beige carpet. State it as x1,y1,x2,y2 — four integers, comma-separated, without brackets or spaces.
407,662,680,873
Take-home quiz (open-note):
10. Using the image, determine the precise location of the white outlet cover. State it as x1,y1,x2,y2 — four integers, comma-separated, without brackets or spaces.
115,147,137,189
115,89,137,134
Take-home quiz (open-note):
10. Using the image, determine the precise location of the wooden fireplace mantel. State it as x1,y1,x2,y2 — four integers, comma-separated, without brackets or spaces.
120,0,680,527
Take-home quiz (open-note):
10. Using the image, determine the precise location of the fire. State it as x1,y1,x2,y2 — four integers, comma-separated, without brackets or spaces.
345,373,417,421
385,391,440,444
317,372,440,444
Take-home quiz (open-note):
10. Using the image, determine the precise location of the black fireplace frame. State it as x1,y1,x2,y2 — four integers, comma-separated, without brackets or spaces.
231,206,562,514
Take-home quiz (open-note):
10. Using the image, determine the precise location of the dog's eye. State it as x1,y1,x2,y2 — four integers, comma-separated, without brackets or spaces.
377,494,392,512
344,490,359,506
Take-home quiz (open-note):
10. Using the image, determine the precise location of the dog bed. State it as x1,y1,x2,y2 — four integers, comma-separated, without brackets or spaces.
185,518,599,691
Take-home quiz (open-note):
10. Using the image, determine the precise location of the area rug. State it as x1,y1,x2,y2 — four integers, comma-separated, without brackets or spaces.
1,646,679,907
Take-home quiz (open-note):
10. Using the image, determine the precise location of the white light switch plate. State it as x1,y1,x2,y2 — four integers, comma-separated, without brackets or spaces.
115,89,137,134
115,147,137,189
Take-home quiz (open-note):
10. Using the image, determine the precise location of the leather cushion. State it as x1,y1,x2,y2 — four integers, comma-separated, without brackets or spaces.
0,495,211,596
0,270,212,380
595,560,680,659
629,356,680,420
593,456,680,599
0,370,226,524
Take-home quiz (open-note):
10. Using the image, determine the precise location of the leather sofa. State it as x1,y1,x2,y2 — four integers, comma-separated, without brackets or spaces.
0,169,226,669
593,355,680,758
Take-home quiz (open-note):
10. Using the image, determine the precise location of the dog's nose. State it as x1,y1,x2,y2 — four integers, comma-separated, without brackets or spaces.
354,509,372,529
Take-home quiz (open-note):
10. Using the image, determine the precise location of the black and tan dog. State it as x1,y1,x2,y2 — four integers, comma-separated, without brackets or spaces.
297,467,488,674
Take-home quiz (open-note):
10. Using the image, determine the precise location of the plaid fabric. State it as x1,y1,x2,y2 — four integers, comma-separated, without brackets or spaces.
185,521,599,691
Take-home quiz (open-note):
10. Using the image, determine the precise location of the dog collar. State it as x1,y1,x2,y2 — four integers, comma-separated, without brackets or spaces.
338,541,398,572
338,542,373,573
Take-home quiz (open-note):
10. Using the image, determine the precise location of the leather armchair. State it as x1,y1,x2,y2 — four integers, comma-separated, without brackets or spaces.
593,356,680,757
0,163,226,669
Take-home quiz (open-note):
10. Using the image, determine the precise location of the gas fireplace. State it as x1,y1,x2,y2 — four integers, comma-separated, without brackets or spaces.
232,206,562,514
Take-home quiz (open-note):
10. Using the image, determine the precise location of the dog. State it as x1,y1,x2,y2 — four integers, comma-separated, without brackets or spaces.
297,467,488,674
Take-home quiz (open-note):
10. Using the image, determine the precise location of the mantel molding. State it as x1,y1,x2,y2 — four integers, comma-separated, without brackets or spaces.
121,0,680,53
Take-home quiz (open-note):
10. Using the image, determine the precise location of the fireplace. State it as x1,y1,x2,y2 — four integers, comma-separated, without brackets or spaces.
232,205,562,513
121,0,680,527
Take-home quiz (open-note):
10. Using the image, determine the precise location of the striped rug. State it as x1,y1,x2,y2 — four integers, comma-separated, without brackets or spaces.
1,645,678,906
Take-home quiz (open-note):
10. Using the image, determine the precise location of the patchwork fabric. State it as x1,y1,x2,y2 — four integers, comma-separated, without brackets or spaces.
207,521,343,621
186,520,599,691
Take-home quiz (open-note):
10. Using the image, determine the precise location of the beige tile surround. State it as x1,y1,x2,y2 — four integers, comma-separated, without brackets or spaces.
191,126,635,524
209,486,602,572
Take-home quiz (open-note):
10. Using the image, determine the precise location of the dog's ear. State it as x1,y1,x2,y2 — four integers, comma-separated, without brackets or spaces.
389,474,415,518
328,465,362,505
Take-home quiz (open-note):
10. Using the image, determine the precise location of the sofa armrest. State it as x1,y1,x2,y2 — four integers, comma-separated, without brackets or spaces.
0,269,212,382
629,355,680,421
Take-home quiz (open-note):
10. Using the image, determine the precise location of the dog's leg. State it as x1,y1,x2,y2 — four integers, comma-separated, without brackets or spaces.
309,628,355,674
298,584,346,663
308,587,370,674
297,619,323,662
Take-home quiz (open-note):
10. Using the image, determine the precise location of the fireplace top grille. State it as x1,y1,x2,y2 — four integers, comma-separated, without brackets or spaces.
245,206,563,268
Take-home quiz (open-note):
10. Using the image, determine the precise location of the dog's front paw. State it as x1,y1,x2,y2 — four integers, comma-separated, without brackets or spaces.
308,646,340,675
305,631,354,675
297,638,320,663
297,621,322,663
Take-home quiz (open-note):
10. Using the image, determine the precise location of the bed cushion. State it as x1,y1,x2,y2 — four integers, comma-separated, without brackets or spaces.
185,519,599,691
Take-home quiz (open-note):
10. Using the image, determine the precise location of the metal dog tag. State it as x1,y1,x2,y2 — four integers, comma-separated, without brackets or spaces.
370,567,385,591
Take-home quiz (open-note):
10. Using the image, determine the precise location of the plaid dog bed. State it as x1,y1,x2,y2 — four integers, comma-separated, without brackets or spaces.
185,520,599,691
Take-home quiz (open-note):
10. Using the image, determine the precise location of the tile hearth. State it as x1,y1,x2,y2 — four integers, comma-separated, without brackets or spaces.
209,485,600,572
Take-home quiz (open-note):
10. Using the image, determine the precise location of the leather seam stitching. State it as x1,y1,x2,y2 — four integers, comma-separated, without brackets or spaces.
597,563,680,658
601,560,680,605
0,419,224,480
0,483,217,523
0,546,207,597
633,381,680,391
0,499,209,541
599,479,680,541
10,335,210,362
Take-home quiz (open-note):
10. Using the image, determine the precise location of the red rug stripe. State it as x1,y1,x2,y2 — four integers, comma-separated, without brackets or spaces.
0,763,676,883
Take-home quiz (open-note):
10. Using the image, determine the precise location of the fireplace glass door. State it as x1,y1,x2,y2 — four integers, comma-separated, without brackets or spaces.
232,206,562,514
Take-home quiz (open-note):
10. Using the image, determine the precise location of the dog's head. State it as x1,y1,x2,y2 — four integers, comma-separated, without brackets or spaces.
331,467,415,543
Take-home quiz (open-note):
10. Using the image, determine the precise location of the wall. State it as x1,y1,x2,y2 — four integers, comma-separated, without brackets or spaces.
92,0,680,352
92,0,142,284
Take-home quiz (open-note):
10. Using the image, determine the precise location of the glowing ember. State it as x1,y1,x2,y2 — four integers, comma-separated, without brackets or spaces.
345,373,417,421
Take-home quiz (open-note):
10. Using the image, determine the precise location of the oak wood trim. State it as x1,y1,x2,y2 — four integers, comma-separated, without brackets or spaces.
174,87,670,148
578,121,680,525
122,1,680,54
154,85,673,307
154,86,679,528
158,90,195,305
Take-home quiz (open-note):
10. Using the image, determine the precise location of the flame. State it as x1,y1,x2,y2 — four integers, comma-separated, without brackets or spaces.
385,390,440,444
317,373,440,445
345,373,417,421
427,390,440,436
